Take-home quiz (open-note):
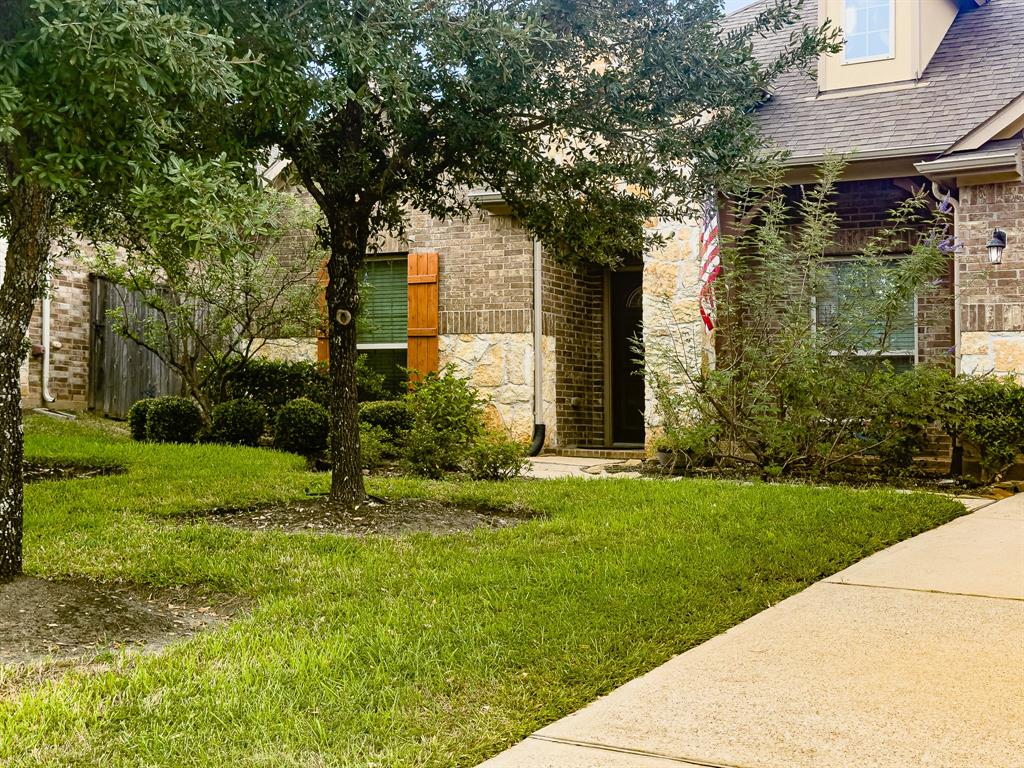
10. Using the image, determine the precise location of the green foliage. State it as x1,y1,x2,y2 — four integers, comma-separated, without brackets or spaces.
0,0,242,197
144,396,204,444
359,424,390,470
220,359,330,418
402,366,486,478
358,400,413,446
127,398,154,442
939,375,1024,481
655,419,720,473
217,355,387,419
93,181,326,421
274,397,330,457
208,399,267,447
355,354,390,402
650,157,953,479
464,430,528,481
863,365,950,475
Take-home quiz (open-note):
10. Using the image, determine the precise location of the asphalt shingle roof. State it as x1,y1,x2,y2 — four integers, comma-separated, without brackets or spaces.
729,0,1024,161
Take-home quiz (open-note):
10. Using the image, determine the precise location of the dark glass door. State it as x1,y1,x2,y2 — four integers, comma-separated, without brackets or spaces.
610,271,645,445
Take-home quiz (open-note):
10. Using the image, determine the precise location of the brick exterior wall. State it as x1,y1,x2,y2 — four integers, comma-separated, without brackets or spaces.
957,180,1024,367
22,252,92,409
542,258,605,447
378,207,609,448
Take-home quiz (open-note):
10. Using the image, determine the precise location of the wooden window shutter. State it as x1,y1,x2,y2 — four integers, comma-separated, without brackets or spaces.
316,262,329,363
407,252,439,379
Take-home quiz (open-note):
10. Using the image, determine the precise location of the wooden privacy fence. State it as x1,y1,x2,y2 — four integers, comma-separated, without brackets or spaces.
89,276,182,419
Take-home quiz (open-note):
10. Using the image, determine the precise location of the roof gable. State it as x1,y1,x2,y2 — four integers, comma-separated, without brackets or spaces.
739,0,1024,163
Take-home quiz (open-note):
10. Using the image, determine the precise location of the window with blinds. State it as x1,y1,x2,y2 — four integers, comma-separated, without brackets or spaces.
358,256,408,393
815,258,916,372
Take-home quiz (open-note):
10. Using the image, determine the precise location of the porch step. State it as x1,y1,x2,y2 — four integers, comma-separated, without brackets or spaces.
545,447,647,461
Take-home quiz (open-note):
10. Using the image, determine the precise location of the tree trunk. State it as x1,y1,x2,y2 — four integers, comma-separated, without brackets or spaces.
325,213,369,509
0,179,53,581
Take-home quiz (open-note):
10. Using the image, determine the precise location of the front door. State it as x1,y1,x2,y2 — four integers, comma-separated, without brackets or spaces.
609,270,645,445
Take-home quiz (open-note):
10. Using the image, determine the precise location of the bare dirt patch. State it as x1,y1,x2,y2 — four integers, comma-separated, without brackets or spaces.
23,461,125,483
0,577,240,666
191,496,541,536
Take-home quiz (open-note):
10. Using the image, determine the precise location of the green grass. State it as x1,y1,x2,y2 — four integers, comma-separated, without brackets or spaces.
2,413,964,767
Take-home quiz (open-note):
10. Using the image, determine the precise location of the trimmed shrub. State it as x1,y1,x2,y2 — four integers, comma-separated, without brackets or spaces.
360,424,390,470
216,354,390,418
939,374,1024,481
464,430,528,480
402,366,486,478
209,398,266,447
127,398,154,441
358,400,412,445
274,397,330,456
145,396,204,444
219,359,329,418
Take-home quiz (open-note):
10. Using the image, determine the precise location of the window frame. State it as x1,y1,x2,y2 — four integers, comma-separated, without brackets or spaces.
812,255,919,368
842,0,896,66
356,253,408,355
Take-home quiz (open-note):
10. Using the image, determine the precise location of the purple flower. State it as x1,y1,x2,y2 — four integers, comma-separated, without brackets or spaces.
939,194,953,214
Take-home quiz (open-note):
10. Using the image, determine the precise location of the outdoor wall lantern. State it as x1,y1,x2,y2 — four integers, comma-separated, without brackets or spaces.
986,228,1007,265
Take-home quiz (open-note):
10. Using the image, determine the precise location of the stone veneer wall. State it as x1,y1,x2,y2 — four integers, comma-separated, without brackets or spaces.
441,333,556,443
957,180,1024,380
22,252,91,409
641,218,705,447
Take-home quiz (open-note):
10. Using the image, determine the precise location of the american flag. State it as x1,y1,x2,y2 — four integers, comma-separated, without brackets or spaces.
698,198,721,331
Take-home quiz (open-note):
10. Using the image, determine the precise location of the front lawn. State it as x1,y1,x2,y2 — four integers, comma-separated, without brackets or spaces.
2,414,964,767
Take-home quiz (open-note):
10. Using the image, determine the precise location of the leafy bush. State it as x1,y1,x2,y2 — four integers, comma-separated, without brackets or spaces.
939,375,1024,481
358,400,413,445
464,430,528,480
274,397,330,456
360,424,390,470
145,396,204,444
649,157,953,479
863,365,948,474
655,418,719,472
402,366,486,478
355,354,391,401
216,354,390,418
127,398,153,441
218,359,329,418
208,398,267,447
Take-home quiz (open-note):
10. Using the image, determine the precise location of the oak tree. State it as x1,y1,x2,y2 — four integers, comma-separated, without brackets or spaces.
0,0,244,579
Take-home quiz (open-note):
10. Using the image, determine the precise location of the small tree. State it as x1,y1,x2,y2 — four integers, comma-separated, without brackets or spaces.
0,0,243,579
650,156,953,478
183,0,838,508
93,163,325,420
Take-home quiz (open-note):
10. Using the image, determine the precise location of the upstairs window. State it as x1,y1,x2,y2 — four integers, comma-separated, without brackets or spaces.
844,0,893,64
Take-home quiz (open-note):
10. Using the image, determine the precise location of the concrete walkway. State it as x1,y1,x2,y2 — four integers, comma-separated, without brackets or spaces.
525,456,623,479
480,495,1024,768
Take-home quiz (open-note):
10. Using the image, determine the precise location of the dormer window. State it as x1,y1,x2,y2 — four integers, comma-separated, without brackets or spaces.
843,0,894,64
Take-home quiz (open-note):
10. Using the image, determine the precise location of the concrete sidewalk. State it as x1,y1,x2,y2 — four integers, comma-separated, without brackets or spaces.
480,495,1024,768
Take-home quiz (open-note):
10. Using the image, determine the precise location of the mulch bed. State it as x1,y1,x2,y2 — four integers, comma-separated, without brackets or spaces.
23,461,125,483
190,496,541,536
0,577,241,667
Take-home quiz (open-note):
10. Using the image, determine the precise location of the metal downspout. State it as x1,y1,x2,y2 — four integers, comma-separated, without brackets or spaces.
931,181,961,375
529,237,546,456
